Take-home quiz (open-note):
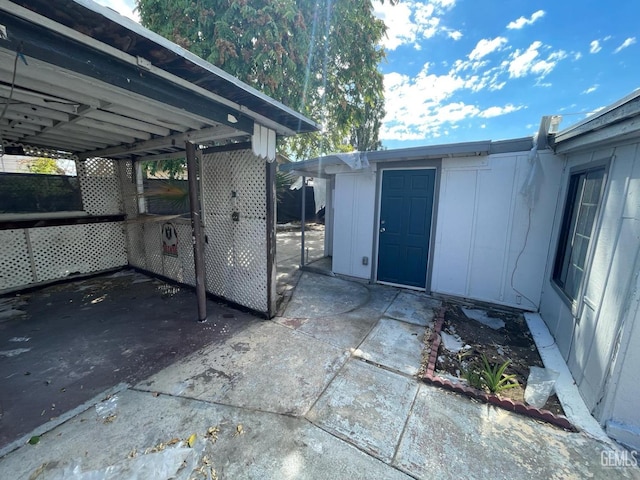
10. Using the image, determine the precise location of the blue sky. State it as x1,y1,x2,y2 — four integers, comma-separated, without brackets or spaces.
98,0,639,150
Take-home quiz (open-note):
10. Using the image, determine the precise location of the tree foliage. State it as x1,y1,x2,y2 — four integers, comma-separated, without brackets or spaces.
26,157,65,175
136,0,391,159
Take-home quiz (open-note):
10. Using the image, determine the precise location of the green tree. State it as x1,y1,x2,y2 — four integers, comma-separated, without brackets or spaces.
136,0,391,160
26,157,65,175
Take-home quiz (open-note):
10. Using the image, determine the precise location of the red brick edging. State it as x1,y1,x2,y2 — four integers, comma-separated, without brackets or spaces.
422,307,576,432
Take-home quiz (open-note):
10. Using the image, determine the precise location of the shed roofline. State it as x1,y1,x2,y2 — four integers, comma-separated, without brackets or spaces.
280,137,534,175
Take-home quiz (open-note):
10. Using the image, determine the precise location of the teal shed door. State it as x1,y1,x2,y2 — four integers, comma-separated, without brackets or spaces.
377,169,435,288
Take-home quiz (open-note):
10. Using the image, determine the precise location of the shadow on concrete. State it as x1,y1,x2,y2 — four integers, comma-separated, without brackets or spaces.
0,270,257,449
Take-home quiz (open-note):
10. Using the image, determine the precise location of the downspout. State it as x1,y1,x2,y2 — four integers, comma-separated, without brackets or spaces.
185,141,207,322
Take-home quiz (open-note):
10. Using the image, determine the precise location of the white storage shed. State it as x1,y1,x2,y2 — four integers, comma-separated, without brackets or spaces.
282,138,563,311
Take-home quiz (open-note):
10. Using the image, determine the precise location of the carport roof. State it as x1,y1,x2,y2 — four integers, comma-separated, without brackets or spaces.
0,0,318,160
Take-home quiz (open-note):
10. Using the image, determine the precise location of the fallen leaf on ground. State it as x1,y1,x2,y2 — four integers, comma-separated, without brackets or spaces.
103,414,117,424
205,426,219,443
187,433,197,447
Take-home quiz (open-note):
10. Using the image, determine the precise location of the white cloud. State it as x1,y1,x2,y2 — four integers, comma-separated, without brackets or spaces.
468,37,508,61
613,37,636,54
447,29,463,41
506,10,545,30
95,0,139,21
582,84,599,94
381,59,524,141
374,0,458,51
586,106,606,118
589,40,602,54
507,41,567,78
478,104,523,118
380,29,569,141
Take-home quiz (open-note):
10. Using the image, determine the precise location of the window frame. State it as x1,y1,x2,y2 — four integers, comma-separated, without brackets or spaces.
552,158,610,316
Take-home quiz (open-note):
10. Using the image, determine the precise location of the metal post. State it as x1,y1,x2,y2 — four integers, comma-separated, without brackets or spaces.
186,142,207,322
301,176,306,267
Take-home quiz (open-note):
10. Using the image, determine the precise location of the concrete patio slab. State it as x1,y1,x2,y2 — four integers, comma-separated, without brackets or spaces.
137,320,349,416
283,272,369,319
354,317,425,376
384,291,441,326
277,281,399,350
307,359,418,463
276,227,324,298
0,389,412,480
394,384,638,480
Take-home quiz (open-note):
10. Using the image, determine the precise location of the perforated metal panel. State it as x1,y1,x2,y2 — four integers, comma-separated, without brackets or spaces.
0,229,34,290
28,223,127,282
201,149,268,312
77,158,123,215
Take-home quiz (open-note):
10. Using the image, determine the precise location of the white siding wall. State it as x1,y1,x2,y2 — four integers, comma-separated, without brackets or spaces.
332,171,376,279
539,140,640,448
431,152,562,310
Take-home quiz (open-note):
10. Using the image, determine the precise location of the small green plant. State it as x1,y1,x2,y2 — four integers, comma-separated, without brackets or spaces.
462,367,484,390
480,354,519,394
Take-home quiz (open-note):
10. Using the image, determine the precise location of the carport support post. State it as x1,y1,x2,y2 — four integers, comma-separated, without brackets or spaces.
301,176,306,267
186,141,207,322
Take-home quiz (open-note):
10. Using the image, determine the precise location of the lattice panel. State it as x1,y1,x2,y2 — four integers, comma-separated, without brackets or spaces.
126,222,146,270
118,160,139,217
0,229,34,290
175,222,196,286
77,158,123,215
29,223,127,282
123,220,195,286
201,149,268,312
142,222,164,276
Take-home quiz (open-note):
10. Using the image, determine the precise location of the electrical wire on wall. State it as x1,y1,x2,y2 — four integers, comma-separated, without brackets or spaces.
510,206,537,307
510,138,544,308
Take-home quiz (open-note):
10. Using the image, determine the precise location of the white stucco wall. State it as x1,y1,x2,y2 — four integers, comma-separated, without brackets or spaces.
538,139,640,449
431,151,562,310
332,170,376,279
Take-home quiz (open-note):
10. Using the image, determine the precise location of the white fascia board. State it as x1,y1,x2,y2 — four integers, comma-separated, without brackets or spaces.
554,116,640,154
554,91,640,146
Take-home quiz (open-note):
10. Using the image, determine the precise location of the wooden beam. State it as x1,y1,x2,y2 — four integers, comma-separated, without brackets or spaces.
78,125,248,159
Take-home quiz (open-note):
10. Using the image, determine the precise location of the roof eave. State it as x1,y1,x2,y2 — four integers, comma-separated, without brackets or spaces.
551,89,640,152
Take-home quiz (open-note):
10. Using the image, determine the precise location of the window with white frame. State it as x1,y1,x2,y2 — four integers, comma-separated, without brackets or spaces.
552,165,606,306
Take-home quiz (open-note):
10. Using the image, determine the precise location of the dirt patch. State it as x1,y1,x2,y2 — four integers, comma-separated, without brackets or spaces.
421,301,564,417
